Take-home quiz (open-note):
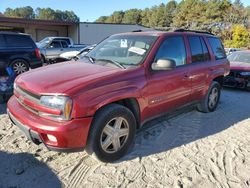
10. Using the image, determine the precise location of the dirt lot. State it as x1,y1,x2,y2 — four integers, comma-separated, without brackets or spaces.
0,88,250,188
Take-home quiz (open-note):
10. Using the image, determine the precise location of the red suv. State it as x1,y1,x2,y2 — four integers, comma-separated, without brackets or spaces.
7,30,229,162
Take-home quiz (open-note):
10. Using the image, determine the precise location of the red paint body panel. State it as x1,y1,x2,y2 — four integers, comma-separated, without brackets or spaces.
230,62,250,71
7,31,230,151
8,96,92,148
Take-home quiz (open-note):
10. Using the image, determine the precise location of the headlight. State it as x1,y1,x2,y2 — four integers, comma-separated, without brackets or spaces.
240,72,250,76
39,95,73,121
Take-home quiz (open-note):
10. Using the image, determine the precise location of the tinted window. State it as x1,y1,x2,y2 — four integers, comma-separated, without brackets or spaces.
188,36,210,63
59,38,70,45
61,41,68,48
0,35,6,48
207,37,226,60
188,36,203,63
50,41,61,48
201,37,210,61
5,34,33,48
155,36,186,66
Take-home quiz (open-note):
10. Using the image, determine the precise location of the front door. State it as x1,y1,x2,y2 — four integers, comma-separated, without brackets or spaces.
143,35,192,120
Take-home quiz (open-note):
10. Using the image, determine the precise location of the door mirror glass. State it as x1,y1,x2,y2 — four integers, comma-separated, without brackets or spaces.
151,59,176,71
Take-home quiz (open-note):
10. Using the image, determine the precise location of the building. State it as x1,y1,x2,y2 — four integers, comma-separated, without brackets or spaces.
79,22,148,44
0,17,149,44
0,17,78,42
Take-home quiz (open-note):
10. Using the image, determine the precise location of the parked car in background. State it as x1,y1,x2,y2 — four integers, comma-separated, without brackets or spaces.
224,50,250,90
37,37,86,63
0,32,42,75
225,48,241,56
59,44,96,61
8,30,229,162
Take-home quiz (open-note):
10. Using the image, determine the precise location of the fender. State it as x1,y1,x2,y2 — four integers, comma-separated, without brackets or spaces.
73,85,145,118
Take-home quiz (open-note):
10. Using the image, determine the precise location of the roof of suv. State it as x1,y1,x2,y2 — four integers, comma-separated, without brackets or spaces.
0,31,30,36
115,29,215,37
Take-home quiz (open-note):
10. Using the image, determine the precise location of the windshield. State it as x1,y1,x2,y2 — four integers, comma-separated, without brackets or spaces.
228,52,250,64
85,35,157,68
37,37,51,48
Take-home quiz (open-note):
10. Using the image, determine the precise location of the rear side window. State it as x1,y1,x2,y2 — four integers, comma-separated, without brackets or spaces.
155,36,186,66
5,34,33,48
207,37,226,60
0,35,6,48
188,36,210,63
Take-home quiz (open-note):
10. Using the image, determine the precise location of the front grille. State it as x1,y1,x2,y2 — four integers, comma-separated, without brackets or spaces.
15,85,40,114
15,85,40,103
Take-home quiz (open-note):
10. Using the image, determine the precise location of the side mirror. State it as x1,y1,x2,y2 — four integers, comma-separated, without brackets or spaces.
151,58,176,71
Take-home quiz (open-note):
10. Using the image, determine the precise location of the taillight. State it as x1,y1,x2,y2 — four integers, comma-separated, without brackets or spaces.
35,48,41,59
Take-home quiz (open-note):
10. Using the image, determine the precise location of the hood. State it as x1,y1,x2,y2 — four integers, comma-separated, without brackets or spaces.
230,61,250,71
16,61,122,95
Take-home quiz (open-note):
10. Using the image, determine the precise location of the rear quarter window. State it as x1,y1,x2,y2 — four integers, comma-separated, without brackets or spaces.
207,37,226,60
5,34,34,48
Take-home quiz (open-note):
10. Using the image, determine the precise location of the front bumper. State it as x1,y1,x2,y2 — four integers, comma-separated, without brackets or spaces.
224,71,250,89
7,96,93,152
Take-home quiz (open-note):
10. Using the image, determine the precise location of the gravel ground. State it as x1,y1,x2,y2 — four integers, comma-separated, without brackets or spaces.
0,88,250,188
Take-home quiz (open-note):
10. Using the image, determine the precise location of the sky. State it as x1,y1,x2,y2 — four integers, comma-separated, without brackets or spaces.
0,0,250,22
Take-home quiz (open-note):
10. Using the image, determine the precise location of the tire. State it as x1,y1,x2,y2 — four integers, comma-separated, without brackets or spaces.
197,81,221,113
85,104,136,163
41,55,46,65
10,59,29,75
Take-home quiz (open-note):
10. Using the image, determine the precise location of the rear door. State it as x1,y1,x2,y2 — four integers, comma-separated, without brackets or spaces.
186,35,211,101
143,35,192,119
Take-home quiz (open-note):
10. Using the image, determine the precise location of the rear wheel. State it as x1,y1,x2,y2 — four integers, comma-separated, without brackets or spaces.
197,81,221,113
85,104,136,162
10,59,29,75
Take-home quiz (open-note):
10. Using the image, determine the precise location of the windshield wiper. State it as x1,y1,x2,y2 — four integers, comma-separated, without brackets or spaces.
95,58,126,69
82,55,95,64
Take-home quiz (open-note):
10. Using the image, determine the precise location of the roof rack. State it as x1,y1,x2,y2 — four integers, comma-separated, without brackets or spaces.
132,29,143,32
174,29,214,35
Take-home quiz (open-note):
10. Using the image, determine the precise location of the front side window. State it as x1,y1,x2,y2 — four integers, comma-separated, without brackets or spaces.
61,41,68,48
86,35,157,67
207,37,226,60
50,41,61,48
154,36,186,66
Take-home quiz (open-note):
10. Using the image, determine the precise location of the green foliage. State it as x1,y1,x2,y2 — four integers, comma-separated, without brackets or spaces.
122,9,141,24
4,6,35,19
3,7,79,22
224,24,249,48
94,0,249,48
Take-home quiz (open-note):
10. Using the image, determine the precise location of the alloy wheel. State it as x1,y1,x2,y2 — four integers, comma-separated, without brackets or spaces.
12,61,28,74
208,87,218,109
100,117,129,154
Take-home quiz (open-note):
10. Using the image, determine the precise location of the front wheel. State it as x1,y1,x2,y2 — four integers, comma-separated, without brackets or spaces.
85,104,136,162
197,81,221,113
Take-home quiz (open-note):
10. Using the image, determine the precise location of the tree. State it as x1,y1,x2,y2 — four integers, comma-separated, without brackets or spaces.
140,8,151,27
35,8,79,22
172,0,207,29
36,8,56,20
224,24,249,48
96,16,109,23
165,0,177,27
4,6,35,19
122,9,141,24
